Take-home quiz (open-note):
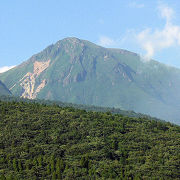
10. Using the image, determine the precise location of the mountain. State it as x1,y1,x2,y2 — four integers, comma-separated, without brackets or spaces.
0,80,11,96
0,37,180,124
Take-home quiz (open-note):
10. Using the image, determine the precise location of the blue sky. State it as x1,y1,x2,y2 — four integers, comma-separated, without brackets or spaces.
1,0,180,72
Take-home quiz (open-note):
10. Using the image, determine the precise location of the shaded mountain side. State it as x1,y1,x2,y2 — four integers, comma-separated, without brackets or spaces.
0,37,180,124
0,80,11,96
0,95,162,122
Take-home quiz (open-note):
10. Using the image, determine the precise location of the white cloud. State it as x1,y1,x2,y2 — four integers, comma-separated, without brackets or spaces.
0,65,16,73
97,4,180,62
98,36,116,47
158,3,174,23
136,3,180,60
129,2,145,9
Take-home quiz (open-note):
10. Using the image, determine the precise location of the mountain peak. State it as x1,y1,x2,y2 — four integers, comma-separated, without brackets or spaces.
57,37,101,49
58,37,82,45
62,37,81,41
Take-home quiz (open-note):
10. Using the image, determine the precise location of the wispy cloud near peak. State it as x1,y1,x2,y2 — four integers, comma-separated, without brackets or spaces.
158,3,174,23
0,65,16,73
136,3,180,60
98,36,116,47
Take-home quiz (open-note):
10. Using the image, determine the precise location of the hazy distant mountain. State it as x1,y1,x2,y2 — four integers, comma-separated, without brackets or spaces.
1,37,180,124
0,80,11,96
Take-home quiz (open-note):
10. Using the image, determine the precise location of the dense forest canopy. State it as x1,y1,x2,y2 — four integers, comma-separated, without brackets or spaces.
0,100,179,179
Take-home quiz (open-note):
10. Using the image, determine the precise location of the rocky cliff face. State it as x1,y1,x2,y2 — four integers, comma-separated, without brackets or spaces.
1,37,180,124
19,60,50,99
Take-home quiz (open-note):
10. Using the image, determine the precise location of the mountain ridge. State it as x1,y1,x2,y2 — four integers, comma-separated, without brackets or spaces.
1,37,180,124
0,94,163,123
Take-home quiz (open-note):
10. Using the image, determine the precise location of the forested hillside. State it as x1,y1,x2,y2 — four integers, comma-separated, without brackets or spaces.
0,100,179,179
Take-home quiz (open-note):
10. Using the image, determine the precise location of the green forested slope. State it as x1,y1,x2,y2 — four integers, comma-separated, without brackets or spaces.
0,101,179,179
